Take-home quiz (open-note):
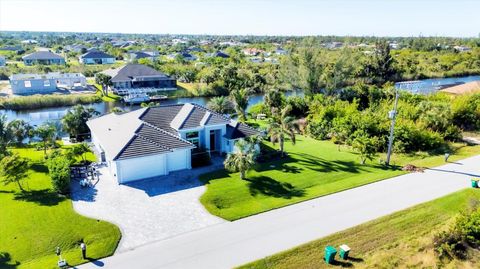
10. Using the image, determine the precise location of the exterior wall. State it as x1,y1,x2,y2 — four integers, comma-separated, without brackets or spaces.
179,124,229,153
80,57,116,64
23,58,65,66
10,78,57,94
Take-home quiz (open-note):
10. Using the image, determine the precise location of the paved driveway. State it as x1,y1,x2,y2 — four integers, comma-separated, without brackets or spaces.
71,165,225,252
80,155,480,269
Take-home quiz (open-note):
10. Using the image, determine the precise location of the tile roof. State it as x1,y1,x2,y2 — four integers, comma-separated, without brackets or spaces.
225,121,260,139
80,50,115,59
22,51,64,60
88,103,259,161
115,123,194,160
101,64,171,83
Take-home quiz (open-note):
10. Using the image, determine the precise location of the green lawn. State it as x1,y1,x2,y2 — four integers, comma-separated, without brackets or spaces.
200,135,480,221
0,146,121,269
239,188,480,269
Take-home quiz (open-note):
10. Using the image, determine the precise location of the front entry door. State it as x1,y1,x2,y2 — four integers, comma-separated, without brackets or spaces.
210,130,216,152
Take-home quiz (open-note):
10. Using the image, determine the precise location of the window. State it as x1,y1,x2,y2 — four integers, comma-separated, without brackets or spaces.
186,131,199,147
44,80,50,87
24,81,31,88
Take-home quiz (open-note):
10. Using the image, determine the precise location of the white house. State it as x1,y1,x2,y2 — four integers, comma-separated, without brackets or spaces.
87,103,259,183
79,50,115,64
9,72,86,94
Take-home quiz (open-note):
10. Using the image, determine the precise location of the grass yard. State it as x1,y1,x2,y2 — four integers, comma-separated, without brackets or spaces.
0,146,121,269
239,188,480,269
200,135,480,221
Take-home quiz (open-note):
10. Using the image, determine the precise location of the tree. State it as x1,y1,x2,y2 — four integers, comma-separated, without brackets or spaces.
224,139,258,180
264,89,284,115
70,142,91,164
0,114,12,157
207,96,234,114
47,155,71,194
62,105,99,140
267,104,296,157
35,123,57,156
230,88,250,122
0,153,30,191
352,133,378,165
95,73,113,96
362,40,398,85
7,119,32,145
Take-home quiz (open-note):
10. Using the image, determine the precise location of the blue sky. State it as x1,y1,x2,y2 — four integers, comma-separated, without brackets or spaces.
1,0,479,37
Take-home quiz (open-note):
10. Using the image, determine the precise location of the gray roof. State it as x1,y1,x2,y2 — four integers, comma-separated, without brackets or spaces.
22,51,64,60
131,51,152,59
101,64,171,83
225,121,260,139
88,103,259,161
80,50,115,59
115,123,193,160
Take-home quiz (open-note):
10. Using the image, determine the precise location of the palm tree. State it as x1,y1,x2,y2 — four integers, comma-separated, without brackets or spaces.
230,88,250,122
95,73,113,96
267,105,296,157
224,139,257,180
35,123,57,156
207,96,234,114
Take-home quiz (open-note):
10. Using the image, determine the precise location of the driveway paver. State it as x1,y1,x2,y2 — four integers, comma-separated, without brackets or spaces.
71,165,226,252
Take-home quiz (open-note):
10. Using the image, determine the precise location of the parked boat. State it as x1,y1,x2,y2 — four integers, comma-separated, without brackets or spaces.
150,95,168,101
123,93,150,104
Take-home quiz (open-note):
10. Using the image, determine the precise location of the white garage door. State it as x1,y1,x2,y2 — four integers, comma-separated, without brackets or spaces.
117,154,166,183
167,150,188,172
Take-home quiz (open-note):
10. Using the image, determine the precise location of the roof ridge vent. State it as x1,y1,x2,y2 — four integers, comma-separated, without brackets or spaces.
170,103,194,130
200,111,211,126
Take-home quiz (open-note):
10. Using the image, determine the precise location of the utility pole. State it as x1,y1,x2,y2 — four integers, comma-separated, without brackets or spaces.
385,81,418,166
385,89,399,166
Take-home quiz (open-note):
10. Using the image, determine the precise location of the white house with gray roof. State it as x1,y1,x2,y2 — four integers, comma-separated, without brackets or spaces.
87,103,259,183
79,50,115,64
22,51,65,65
100,64,176,90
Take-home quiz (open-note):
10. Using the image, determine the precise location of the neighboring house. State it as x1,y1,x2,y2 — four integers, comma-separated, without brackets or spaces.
0,56,6,67
168,52,197,61
274,47,288,55
65,44,88,53
9,72,86,94
100,64,176,89
21,39,38,45
79,50,116,64
129,51,157,62
0,46,25,54
243,48,264,56
22,51,65,65
209,51,230,58
441,81,480,95
88,103,259,183
453,45,471,52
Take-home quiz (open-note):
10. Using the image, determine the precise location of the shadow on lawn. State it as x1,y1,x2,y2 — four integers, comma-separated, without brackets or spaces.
0,252,20,269
13,189,66,206
330,256,364,267
247,176,305,199
30,163,48,173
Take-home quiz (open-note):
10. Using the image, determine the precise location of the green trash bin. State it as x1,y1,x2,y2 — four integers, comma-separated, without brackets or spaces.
324,246,337,264
339,244,351,260
472,179,478,188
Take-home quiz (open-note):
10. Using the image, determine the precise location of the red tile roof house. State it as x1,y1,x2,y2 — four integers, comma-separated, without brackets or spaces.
87,103,259,183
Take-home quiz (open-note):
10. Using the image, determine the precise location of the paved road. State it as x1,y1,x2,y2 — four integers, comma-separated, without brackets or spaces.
80,155,480,269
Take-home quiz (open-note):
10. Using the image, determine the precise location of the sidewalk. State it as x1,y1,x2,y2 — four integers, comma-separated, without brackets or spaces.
79,155,480,269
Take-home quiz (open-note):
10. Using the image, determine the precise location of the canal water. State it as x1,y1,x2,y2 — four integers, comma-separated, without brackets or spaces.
1,75,479,126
